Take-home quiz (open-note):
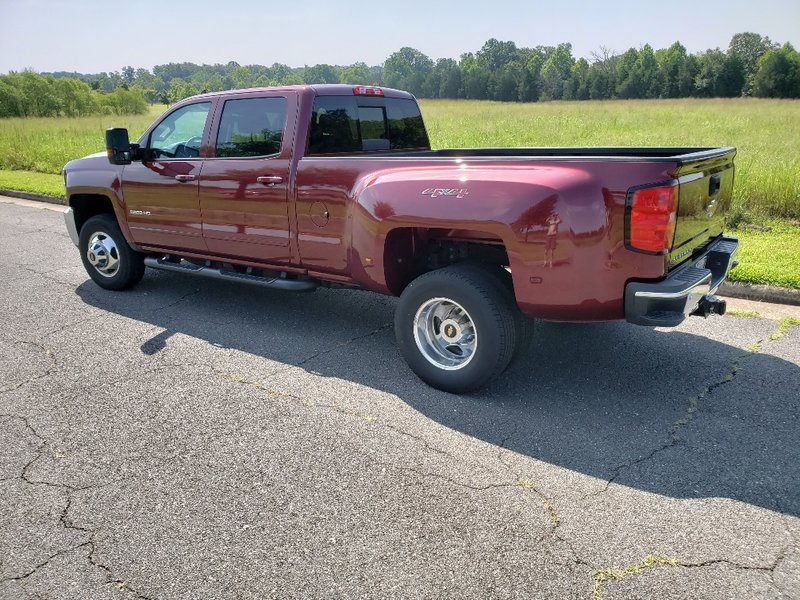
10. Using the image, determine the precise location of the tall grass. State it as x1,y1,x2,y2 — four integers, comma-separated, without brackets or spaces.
420,98,800,219
0,105,166,173
0,98,798,218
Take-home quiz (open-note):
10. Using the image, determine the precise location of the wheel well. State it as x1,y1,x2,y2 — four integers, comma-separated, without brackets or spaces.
69,194,116,235
383,227,510,296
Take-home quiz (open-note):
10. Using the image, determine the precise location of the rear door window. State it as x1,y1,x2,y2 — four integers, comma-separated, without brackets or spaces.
215,97,288,158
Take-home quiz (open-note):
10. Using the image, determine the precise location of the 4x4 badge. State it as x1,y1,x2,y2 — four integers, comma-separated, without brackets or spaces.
421,188,468,199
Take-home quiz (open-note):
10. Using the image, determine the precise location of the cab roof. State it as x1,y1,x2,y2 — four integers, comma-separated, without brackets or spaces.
186,84,415,102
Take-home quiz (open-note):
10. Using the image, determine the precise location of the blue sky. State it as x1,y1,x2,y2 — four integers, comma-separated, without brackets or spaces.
1,0,798,73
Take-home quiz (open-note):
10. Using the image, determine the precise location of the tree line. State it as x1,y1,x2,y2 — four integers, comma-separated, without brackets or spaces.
1,32,798,118
0,71,148,118
384,33,799,101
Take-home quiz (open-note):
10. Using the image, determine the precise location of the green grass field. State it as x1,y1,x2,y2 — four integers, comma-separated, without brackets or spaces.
728,221,800,289
421,98,800,220
0,105,167,174
0,98,798,288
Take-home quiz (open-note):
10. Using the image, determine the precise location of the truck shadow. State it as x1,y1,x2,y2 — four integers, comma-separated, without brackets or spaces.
76,271,800,518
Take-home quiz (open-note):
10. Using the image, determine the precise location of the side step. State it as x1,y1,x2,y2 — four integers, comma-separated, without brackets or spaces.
144,256,318,292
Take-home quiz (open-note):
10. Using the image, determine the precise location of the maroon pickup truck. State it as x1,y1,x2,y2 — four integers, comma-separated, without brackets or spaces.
63,84,739,392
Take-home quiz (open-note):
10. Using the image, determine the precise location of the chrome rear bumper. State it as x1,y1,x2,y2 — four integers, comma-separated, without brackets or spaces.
625,236,739,327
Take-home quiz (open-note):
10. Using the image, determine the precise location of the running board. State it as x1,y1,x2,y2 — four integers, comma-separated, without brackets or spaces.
144,256,318,292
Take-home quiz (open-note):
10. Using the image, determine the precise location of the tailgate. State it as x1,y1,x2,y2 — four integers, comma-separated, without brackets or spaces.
668,148,736,268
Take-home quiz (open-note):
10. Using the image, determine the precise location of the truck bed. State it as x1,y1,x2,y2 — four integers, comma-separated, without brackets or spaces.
393,146,735,161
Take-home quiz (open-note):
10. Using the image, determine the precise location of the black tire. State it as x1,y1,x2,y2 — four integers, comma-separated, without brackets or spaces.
394,263,521,393
78,214,145,291
478,263,534,360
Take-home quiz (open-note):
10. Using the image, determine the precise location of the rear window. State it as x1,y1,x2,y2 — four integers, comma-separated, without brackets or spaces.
308,96,429,155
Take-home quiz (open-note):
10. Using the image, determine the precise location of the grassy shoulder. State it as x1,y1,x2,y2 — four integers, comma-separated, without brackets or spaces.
0,168,797,291
0,169,65,197
728,220,800,289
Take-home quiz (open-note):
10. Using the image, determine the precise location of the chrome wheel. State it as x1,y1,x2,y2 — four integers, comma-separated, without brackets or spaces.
85,231,120,278
413,297,478,370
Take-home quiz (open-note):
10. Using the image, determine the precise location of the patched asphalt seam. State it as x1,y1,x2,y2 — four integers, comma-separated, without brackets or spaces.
592,555,680,600
592,554,786,600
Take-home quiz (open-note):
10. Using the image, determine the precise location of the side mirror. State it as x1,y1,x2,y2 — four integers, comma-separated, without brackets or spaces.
105,128,132,164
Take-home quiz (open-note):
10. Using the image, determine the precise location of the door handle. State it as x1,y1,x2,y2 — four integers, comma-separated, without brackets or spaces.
709,173,721,196
174,174,196,182
257,175,283,185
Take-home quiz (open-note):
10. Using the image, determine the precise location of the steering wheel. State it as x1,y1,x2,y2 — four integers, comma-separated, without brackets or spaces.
174,136,203,158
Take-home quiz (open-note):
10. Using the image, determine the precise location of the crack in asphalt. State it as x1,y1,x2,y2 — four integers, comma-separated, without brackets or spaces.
592,555,680,600
19,265,82,293
254,322,393,380
0,338,58,395
579,322,796,597
153,288,202,312
221,366,572,563
3,234,795,600
594,335,766,498
0,412,156,598
591,553,788,600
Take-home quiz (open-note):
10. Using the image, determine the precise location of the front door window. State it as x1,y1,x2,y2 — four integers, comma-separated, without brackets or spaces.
149,102,212,159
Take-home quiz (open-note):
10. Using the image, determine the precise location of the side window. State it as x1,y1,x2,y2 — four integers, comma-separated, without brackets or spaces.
149,102,211,159
308,96,360,154
215,97,288,158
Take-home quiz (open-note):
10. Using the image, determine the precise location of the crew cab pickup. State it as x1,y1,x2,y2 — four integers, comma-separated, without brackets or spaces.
63,84,739,392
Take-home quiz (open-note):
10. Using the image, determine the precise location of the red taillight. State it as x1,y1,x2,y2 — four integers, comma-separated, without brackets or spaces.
353,86,384,96
628,184,678,253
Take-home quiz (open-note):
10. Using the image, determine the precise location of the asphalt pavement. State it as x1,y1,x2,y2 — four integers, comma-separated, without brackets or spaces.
1,198,798,599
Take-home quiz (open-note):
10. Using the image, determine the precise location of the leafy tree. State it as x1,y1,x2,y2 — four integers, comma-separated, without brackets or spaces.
615,48,641,98
303,63,340,84
493,62,524,101
458,53,489,100
564,58,590,100
476,39,521,72
121,66,135,86
540,43,575,100
0,78,25,116
230,65,253,88
153,63,198,84
752,43,800,98
728,32,776,93
383,47,432,95
267,63,292,83
167,78,198,103
190,71,225,94
100,87,147,115
338,62,370,84
423,58,460,98
516,47,546,101
656,42,697,98
695,49,745,97
53,77,97,116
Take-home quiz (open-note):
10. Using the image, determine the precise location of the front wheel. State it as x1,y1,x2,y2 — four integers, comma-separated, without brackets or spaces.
78,214,145,290
394,264,521,393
